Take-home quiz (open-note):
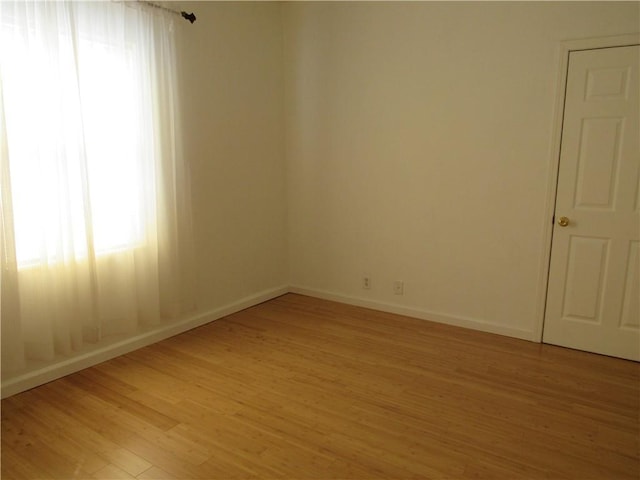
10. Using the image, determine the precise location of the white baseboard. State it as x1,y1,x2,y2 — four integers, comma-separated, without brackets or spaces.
1,285,288,399
289,285,537,342
2,283,537,398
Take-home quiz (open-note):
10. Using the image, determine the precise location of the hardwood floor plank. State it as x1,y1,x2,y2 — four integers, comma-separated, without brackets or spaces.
118,433,211,479
104,448,153,477
0,440,54,480
2,293,638,479
92,463,136,480
136,466,174,480
64,373,179,432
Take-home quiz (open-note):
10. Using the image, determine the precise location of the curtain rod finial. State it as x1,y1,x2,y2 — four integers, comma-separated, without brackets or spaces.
181,11,196,24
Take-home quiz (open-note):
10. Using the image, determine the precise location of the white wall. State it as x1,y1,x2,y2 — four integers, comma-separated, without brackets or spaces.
283,2,639,340
178,1,288,310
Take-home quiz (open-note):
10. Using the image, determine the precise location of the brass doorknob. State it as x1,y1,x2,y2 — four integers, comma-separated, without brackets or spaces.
557,216,570,227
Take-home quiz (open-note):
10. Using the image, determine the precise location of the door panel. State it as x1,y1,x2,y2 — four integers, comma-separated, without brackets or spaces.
543,45,640,361
575,117,622,209
620,241,639,330
562,236,608,323
585,65,631,100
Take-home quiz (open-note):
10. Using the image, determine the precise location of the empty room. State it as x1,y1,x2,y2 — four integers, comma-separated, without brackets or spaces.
1,1,638,479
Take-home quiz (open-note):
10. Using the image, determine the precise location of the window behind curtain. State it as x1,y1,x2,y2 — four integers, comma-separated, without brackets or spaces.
1,2,155,267
0,1,194,375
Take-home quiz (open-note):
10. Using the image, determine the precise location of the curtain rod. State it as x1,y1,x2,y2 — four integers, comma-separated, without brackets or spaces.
135,0,196,23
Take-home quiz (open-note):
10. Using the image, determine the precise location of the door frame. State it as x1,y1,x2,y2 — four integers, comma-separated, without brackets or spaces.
535,33,640,343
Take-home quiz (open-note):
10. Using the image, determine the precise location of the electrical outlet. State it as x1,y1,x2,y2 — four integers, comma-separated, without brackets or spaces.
363,276,371,290
393,280,404,295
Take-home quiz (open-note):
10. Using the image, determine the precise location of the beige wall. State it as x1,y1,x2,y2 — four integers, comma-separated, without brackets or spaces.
177,1,288,310
283,2,639,339
171,1,640,338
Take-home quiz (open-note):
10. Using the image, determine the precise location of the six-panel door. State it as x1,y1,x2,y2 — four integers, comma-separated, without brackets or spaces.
543,45,640,361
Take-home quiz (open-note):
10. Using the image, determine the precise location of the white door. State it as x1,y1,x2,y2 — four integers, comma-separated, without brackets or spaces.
543,45,640,361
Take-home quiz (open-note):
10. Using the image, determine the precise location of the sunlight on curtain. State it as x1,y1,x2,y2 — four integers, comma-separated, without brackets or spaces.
0,1,194,375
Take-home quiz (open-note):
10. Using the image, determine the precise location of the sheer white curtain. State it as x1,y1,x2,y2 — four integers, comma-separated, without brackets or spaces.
0,1,194,375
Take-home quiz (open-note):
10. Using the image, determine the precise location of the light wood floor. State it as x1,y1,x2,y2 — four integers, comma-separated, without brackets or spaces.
2,294,639,479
